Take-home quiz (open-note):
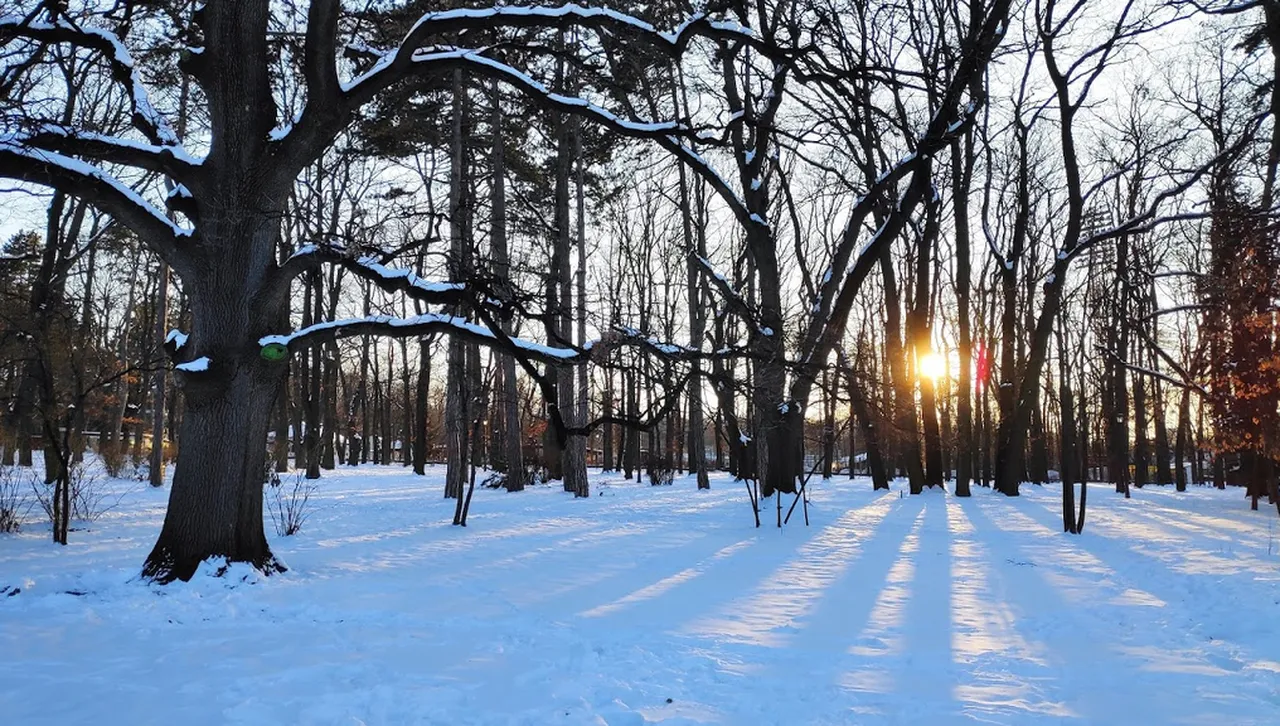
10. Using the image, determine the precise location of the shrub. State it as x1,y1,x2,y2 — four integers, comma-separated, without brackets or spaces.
646,456,675,486
483,465,536,491
267,471,316,537
0,465,33,533
32,463,119,524
100,443,127,478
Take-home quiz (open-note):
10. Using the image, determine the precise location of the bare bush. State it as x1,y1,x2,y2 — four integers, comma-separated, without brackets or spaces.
646,456,675,487
267,471,316,537
482,466,535,491
0,465,34,533
32,463,119,524
100,443,127,478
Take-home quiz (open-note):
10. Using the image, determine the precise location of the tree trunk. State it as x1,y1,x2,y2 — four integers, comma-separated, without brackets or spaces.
143,362,284,582
413,338,431,476
822,366,835,479
565,120,589,498
304,272,323,480
1175,385,1190,492
489,80,524,490
147,264,171,487
444,69,469,499
839,349,889,490
881,254,925,493
1153,377,1173,485
1133,353,1149,488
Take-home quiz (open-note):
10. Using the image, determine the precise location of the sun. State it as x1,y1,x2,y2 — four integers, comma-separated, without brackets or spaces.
919,351,946,380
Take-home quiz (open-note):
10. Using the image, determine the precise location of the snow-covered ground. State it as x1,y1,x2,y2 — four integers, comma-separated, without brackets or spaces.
2,466,1279,725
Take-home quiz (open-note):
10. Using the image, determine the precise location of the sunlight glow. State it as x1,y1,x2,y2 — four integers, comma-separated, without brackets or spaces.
919,352,946,380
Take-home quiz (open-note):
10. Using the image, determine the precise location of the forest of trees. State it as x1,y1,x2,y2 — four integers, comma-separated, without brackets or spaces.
0,0,1278,581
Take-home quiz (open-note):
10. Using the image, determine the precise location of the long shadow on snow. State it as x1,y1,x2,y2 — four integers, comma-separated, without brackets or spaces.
560,491,896,633
822,493,970,723
967,493,1279,725
1014,491,1280,685
672,490,906,650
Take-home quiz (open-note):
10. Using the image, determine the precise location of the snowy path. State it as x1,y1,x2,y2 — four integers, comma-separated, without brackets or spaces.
2,468,1279,725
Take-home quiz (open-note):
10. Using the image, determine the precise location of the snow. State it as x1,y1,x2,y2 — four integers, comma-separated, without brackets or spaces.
165,329,188,349
399,5,754,51
443,52,680,135
351,253,465,294
3,467,1280,724
0,16,184,150
261,314,580,360
175,356,209,372
0,136,194,238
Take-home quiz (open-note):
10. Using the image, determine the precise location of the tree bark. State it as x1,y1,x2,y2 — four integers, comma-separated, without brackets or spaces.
445,69,469,500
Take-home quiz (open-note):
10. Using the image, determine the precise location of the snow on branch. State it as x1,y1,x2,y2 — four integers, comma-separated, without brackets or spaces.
0,137,190,237
695,254,755,323
0,14,187,152
337,4,771,123
16,124,202,181
398,5,756,57
273,243,466,304
264,312,754,369
659,138,751,225
339,4,756,100
262,313,584,363
414,49,687,138
0,137,192,269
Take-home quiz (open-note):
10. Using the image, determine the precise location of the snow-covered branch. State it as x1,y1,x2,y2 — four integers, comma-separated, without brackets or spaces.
695,254,755,323
261,313,580,363
336,5,759,104
268,243,467,307
416,50,689,139
0,137,191,270
16,124,201,183
264,312,755,368
0,14,186,151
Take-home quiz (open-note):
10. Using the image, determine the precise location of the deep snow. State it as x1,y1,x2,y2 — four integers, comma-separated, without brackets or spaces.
2,466,1279,725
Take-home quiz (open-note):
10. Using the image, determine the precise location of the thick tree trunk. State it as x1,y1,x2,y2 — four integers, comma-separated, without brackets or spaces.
1153,377,1173,485
678,123,709,490
822,367,835,479
320,274,340,470
623,369,638,479
489,80,524,489
911,198,944,489
143,361,284,582
601,367,614,473
1133,358,1149,488
304,273,323,480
